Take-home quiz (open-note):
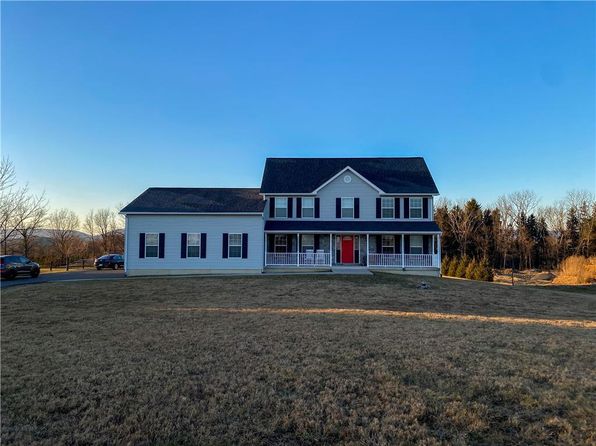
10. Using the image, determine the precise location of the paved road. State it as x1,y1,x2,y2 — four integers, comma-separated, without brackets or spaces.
1,269,126,288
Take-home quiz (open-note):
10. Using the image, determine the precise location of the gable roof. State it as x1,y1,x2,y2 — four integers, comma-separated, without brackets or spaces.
120,188,265,214
260,157,439,194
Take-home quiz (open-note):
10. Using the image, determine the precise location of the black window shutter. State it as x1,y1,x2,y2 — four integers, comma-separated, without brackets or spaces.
376,235,382,252
269,198,275,218
180,233,187,258
423,198,429,219
315,198,320,218
288,235,293,252
423,235,430,254
139,233,145,258
158,233,165,258
354,198,360,219
336,198,341,218
405,235,410,253
376,198,381,218
242,233,248,258
395,197,401,218
222,233,228,258
404,198,410,219
287,198,293,218
314,235,320,250
200,233,207,258
394,236,400,253
296,197,302,218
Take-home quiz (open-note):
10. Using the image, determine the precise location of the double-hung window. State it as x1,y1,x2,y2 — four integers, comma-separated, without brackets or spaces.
145,233,159,257
382,235,395,254
410,197,423,219
274,198,288,218
410,235,423,254
301,234,314,252
302,197,314,218
187,233,201,258
228,233,242,258
341,197,354,218
381,198,394,219
274,234,287,253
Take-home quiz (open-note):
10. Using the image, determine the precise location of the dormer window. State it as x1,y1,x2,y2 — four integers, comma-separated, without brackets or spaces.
409,197,423,219
302,197,314,218
274,197,288,218
341,197,354,218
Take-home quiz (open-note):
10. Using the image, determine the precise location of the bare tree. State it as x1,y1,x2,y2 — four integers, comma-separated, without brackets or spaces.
445,199,482,257
93,208,115,253
0,158,48,254
48,209,80,270
16,206,47,257
84,209,98,259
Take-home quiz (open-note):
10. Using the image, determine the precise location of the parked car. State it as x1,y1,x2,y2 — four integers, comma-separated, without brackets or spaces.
1,255,41,279
94,254,124,270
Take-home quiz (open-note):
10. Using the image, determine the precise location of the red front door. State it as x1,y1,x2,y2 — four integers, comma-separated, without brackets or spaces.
341,236,354,264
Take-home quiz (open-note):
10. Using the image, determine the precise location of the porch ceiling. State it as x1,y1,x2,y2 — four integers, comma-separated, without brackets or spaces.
264,220,441,233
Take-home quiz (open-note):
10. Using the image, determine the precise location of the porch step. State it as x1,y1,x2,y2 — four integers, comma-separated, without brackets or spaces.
332,266,373,275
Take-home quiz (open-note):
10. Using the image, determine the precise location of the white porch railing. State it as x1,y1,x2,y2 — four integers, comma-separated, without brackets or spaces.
369,253,438,268
266,252,331,267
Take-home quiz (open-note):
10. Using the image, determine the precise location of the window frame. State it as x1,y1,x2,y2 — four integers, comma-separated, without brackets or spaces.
274,234,287,253
381,235,395,254
228,233,242,258
274,197,288,219
145,232,159,258
410,235,423,254
187,232,201,258
301,234,314,253
301,197,314,218
409,197,423,219
381,197,395,219
341,197,355,219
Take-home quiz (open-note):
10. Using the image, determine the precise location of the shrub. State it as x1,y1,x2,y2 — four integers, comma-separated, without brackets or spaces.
447,257,459,277
441,257,451,275
477,258,494,282
553,256,596,285
465,259,478,280
455,256,469,278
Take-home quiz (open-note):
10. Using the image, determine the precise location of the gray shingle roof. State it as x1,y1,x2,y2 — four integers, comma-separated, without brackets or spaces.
120,188,265,214
264,220,441,233
260,157,439,194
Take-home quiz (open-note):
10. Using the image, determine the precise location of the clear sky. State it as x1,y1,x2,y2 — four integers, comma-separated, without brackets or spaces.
2,1,594,216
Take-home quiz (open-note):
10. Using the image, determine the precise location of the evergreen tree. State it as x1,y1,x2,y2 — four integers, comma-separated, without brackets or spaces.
455,256,469,278
566,207,580,256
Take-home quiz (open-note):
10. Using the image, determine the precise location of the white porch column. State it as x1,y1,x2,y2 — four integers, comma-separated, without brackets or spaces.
329,233,333,267
264,233,268,267
366,234,369,267
297,233,300,266
401,233,405,269
437,234,442,272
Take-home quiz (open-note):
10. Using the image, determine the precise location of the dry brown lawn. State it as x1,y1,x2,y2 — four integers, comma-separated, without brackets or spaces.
2,274,595,445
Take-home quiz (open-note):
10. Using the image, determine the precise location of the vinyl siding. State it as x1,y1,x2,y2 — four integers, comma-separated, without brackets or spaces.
263,168,435,222
125,214,264,274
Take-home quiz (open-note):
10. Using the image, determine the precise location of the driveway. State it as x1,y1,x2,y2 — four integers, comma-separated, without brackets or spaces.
1,270,126,288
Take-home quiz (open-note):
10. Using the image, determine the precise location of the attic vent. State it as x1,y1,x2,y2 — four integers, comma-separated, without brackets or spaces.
343,175,352,183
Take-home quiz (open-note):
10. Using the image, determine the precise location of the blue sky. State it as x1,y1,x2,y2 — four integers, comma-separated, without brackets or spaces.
2,1,594,216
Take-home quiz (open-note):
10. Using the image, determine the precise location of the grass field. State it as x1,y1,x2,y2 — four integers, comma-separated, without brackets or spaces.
2,274,595,445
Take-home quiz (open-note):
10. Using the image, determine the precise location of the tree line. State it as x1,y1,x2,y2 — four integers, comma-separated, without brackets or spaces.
435,190,596,271
1,158,124,267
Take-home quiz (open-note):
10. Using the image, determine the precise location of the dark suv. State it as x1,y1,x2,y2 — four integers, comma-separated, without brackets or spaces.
94,254,124,270
1,255,41,279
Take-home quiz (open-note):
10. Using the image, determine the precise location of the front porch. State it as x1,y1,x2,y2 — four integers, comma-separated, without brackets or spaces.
264,233,441,271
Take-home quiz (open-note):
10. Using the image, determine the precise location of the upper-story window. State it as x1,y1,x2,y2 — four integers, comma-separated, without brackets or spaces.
145,233,159,257
274,197,288,218
410,197,423,219
341,197,354,218
381,198,394,219
302,197,314,218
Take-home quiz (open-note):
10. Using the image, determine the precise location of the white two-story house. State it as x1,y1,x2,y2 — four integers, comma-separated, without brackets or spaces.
120,157,442,276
